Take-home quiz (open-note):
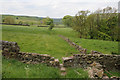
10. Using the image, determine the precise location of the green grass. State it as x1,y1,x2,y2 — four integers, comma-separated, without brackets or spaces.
70,37,118,54
2,57,60,78
2,57,88,78
2,25,118,56
2,25,79,62
2,25,119,78
63,68,88,78
104,70,120,78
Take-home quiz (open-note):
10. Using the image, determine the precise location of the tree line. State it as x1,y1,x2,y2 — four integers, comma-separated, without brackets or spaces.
2,6,119,40
62,6,119,41
2,16,54,30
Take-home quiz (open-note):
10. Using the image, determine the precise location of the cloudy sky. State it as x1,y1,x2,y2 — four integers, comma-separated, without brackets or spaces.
0,0,119,18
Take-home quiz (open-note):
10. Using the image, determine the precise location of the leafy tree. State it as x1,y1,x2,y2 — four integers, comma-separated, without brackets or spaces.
46,17,53,25
43,17,54,30
71,7,118,41
96,7,118,41
40,17,53,25
49,23,54,30
72,10,90,38
86,14,97,39
106,16,118,41
62,15,73,27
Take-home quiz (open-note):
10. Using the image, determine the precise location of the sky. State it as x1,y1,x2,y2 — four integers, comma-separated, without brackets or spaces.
0,0,119,18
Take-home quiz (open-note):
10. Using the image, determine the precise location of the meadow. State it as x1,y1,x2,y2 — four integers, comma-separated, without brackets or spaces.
2,25,118,57
2,25,119,78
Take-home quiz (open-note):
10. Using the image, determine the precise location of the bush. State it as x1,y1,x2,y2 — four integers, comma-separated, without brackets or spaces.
4,16,15,24
49,23,54,30
97,31,112,40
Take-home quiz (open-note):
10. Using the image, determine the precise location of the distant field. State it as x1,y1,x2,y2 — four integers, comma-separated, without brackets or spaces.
1,15,63,25
2,25,119,78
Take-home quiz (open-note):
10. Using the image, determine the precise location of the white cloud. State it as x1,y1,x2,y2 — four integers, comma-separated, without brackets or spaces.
0,0,119,18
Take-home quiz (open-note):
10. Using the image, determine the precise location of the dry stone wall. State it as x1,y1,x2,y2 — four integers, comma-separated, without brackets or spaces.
63,54,120,71
1,40,120,71
59,35,87,54
17,52,60,67
1,41,60,67
1,41,20,53
59,35,103,55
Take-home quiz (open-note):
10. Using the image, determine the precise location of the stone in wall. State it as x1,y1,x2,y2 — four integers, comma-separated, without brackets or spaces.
63,54,120,71
62,56,74,67
1,41,20,53
87,61,104,78
91,50,103,54
49,59,60,67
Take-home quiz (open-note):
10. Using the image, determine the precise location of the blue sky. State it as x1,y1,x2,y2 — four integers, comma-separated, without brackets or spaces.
0,0,119,18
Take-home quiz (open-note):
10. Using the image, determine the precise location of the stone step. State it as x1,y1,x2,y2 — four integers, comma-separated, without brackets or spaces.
60,67,66,72
61,72,67,76
60,64,63,67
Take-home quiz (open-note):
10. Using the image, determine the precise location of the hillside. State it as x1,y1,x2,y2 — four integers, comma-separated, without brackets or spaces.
1,14,63,25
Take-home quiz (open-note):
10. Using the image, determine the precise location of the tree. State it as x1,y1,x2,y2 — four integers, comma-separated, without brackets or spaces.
49,23,54,30
72,10,90,38
106,16,118,41
44,17,54,30
71,7,118,41
46,17,53,25
87,14,97,39
40,17,53,25
95,7,118,41
62,15,73,27
86,7,118,41
4,16,15,24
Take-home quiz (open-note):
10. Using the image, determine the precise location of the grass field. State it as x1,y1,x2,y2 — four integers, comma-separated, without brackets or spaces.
1,15,63,26
2,25,118,56
2,25,119,78
2,57,88,78
70,37,118,54
2,25,79,61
